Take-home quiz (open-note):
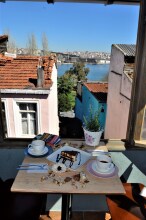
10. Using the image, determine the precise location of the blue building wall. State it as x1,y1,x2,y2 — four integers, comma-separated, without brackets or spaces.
75,97,82,120
75,85,107,129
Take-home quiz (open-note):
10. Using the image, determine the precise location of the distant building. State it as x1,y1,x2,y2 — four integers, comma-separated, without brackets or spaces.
97,59,110,64
105,44,135,139
0,54,59,138
75,81,108,130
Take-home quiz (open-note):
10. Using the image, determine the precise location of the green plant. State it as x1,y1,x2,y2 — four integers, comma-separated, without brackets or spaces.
83,107,101,132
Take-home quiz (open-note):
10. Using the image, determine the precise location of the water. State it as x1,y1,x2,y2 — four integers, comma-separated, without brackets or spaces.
57,63,110,81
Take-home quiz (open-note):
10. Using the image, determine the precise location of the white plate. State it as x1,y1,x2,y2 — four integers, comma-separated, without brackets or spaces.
92,161,115,174
28,146,49,156
87,160,118,178
47,145,91,170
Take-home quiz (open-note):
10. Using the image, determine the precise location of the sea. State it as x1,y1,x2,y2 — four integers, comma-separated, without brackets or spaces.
57,63,110,81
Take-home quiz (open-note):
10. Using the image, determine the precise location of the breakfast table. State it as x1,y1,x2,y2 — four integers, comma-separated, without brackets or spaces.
11,143,125,220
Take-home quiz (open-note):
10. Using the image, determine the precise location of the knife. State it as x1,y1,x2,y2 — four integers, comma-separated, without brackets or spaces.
17,168,48,170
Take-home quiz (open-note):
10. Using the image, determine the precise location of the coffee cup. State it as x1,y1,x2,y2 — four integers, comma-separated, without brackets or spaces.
28,140,45,154
96,154,114,171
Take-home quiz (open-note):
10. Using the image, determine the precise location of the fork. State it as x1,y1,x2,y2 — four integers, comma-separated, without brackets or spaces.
18,163,48,169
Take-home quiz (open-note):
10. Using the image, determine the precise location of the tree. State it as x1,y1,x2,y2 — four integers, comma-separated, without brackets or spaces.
3,30,17,53
7,39,17,54
58,62,89,112
58,75,74,94
26,33,38,55
58,93,72,112
67,62,89,81
58,75,74,112
42,33,49,56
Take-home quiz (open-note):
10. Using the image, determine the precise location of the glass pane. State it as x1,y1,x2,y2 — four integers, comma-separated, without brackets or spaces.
19,103,27,110
30,120,36,134
1,102,7,137
22,120,28,134
1,1,140,142
2,102,5,111
28,104,36,111
22,113,27,119
30,113,35,119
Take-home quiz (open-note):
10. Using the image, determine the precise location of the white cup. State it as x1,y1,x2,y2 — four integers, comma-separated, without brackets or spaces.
28,140,45,154
96,154,114,171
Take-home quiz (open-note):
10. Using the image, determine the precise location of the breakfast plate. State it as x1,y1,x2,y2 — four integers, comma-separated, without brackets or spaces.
86,160,118,178
26,146,53,157
47,145,91,170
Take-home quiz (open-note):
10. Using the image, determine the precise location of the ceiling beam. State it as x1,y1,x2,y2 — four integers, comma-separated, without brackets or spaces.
106,0,114,5
3,0,140,5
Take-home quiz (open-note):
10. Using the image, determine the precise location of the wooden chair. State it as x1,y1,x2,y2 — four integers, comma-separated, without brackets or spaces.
106,183,146,220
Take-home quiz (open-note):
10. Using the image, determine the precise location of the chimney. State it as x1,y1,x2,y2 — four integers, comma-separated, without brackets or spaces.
37,57,44,88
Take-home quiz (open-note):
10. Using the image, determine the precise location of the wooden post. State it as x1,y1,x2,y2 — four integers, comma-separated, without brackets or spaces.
126,0,146,146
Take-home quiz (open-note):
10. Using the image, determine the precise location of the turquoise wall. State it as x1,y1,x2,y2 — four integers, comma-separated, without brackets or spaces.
75,97,83,120
75,84,107,130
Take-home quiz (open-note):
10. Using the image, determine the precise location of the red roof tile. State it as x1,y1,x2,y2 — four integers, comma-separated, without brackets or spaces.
0,54,56,89
83,82,108,102
83,82,108,93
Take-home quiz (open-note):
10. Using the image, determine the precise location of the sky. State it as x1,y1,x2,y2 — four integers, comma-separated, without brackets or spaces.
0,1,139,53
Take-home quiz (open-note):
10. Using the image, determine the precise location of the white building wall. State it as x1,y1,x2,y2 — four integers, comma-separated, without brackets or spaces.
121,73,132,100
105,45,132,139
109,46,124,75
47,64,59,135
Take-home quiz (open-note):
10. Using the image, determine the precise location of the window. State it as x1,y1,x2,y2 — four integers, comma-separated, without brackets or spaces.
1,101,7,137
16,103,37,137
0,0,143,148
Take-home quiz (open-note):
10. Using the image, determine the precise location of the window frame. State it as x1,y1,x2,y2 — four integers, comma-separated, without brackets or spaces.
125,0,146,148
14,102,38,138
0,0,144,148
1,99,8,137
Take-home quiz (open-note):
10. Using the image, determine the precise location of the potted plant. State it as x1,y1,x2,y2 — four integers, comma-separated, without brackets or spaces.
83,107,103,146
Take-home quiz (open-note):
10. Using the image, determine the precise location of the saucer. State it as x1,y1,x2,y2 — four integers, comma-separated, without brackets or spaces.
26,146,53,157
92,161,115,174
87,160,118,178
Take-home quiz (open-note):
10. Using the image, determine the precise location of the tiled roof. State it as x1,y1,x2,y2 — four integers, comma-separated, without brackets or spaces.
83,82,108,102
84,82,108,93
113,44,136,56
0,54,56,89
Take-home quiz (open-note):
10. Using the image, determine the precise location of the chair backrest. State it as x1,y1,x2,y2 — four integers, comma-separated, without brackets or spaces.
106,183,146,220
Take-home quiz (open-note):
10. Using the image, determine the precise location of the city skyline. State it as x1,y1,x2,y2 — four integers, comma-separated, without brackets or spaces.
0,1,139,53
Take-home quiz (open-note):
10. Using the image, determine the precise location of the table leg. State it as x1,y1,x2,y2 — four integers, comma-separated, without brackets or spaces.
61,194,70,220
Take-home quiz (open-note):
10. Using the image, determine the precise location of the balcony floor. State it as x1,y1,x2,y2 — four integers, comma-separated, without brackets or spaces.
40,211,111,220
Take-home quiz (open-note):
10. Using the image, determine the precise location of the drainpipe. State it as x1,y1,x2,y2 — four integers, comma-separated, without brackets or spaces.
37,57,44,88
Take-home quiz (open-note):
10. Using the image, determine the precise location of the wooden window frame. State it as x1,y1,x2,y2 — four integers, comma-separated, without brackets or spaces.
126,0,146,148
0,0,143,148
